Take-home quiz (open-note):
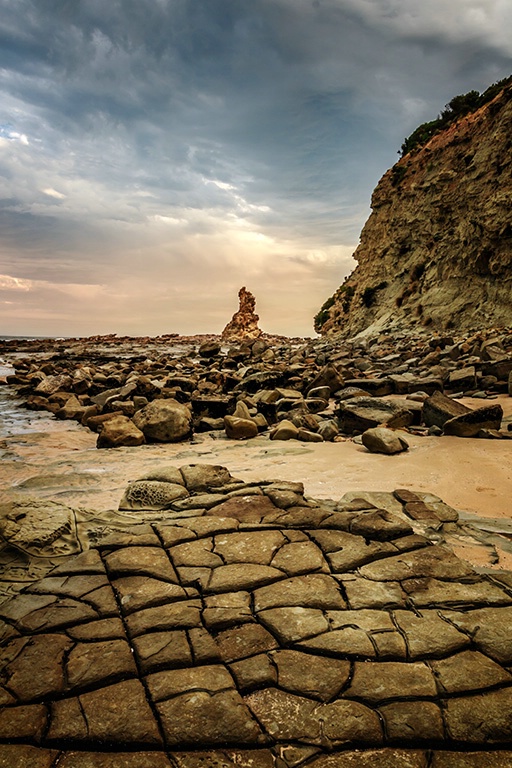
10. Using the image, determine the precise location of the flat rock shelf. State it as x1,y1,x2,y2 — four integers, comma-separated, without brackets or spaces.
1,471,512,766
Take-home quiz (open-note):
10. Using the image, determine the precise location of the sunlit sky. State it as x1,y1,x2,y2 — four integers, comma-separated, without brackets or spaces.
1,0,511,337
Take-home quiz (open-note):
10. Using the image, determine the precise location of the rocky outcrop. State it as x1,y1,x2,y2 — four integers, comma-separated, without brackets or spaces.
221,287,262,340
317,81,512,338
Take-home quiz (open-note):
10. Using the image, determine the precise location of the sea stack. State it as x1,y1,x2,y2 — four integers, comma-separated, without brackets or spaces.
221,286,262,340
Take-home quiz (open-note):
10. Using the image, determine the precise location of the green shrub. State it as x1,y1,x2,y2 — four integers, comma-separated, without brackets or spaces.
399,76,512,157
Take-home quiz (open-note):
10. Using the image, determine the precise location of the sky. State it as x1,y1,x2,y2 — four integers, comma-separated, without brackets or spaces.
0,0,511,338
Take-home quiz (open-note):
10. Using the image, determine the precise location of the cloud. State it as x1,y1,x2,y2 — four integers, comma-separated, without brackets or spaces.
0,0,510,335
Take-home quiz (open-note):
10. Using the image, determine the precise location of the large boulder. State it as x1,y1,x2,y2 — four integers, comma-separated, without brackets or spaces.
224,415,258,440
443,403,503,437
337,397,414,434
96,415,146,448
132,398,192,442
422,391,471,429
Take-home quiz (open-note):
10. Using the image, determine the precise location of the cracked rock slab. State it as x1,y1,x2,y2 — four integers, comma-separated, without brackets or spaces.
1,466,512,765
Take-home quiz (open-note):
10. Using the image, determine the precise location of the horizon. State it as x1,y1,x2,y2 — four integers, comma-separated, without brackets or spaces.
1,1,511,338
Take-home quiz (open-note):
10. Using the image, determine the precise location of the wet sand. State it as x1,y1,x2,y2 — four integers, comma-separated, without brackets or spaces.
2,395,511,519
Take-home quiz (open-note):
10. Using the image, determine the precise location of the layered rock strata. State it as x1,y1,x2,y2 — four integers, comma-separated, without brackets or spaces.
317,82,512,337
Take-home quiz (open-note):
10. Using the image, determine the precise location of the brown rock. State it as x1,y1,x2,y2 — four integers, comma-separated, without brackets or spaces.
221,287,262,340
443,403,503,436
96,414,145,448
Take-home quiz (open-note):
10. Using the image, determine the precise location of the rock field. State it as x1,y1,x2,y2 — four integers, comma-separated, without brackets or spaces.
1,329,512,765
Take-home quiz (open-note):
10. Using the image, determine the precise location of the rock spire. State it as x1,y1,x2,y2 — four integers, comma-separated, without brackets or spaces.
221,287,262,340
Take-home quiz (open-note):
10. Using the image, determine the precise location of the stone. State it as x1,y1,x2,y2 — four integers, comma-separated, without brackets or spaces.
344,661,437,702
180,463,235,491
48,679,162,745
379,701,445,741
430,650,512,694
362,427,409,454
393,609,470,659
0,499,79,557
34,373,72,396
246,688,383,745
422,390,471,428
307,363,345,395
118,480,189,510
55,395,86,420
271,649,350,700
96,414,146,448
216,623,278,662
224,415,258,439
448,366,477,391
444,687,512,743
337,397,414,434
132,398,192,442
443,403,503,436
207,495,278,523
269,419,299,440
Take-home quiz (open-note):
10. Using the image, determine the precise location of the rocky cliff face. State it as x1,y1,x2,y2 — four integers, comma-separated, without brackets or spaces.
317,82,512,338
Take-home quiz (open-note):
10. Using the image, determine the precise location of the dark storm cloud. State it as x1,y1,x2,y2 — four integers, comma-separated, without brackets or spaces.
0,0,511,334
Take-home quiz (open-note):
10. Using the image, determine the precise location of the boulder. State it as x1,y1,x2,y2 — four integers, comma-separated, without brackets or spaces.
55,395,86,421
34,374,72,396
443,404,503,437
132,398,192,442
362,427,409,455
198,340,221,357
423,391,471,429
270,420,299,441
448,366,477,392
224,415,258,440
337,397,414,434
317,419,339,441
96,415,146,448
307,363,344,395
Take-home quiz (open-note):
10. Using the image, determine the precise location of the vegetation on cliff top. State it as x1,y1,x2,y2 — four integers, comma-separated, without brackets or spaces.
400,75,512,157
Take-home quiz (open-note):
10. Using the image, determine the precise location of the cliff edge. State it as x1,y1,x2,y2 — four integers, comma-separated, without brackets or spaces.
317,80,512,338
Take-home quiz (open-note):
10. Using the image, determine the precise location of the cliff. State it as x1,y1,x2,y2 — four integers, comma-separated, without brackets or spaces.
317,80,512,338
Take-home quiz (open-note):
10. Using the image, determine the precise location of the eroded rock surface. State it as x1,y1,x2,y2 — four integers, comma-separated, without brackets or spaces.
221,287,262,341
1,466,512,764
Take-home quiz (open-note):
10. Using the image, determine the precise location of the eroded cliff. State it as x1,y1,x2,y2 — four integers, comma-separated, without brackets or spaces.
317,81,512,338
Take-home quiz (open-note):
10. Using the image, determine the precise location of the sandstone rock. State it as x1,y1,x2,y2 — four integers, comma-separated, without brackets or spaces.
0,499,79,557
337,397,414,434
269,419,299,441
198,340,221,357
132,399,192,442
361,427,409,455
307,363,344,395
422,390,471,428
96,415,146,448
443,403,503,437
34,374,72,396
224,416,258,440
55,395,86,421
119,481,189,511
448,366,477,392
221,287,262,340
